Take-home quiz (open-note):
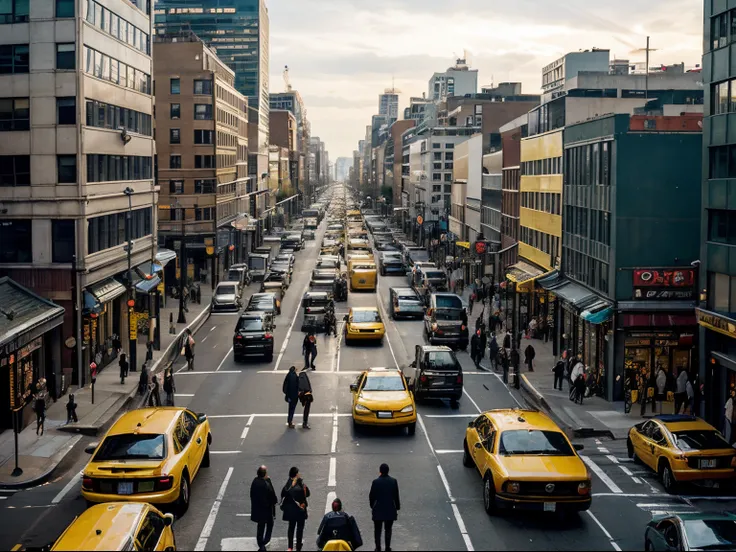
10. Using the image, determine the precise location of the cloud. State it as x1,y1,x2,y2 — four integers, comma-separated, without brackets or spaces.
267,0,703,159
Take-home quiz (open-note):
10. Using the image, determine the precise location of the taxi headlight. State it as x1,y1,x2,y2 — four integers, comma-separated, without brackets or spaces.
505,482,521,494
400,405,414,413
355,404,370,412
578,481,591,495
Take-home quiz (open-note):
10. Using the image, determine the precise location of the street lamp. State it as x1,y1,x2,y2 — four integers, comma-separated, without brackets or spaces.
170,199,188,325
123,187,137,373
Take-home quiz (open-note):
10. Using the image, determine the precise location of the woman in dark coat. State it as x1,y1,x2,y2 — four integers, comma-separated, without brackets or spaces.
119,353,128,385
524,343,536,372
281,466,310,552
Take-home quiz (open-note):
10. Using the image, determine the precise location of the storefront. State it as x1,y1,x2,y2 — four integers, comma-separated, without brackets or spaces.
0,277,65,430
694,308,736,426
82,277,127,378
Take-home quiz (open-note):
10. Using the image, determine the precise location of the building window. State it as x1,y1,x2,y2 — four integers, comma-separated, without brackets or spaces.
194,104,213,120
195,179,216,193
712,11,730,50
0,219,31,262
52,220,75,263
169,179,183,194
84,99,151,136
432,143,441,149
170,103,180,119
194,155,215,169
57,97,75,125
0,155,30,186
432,173,441,181
56,43,75,70
194,129,214,144
86,154,152,182
0,98,29,130
169,155,181,169
444,173,452,182
0,44,29,74
445,152,454,161
57,155,76,183
56,0,74,18
170,128,180,144
0,0,28,23
170,78,180,94
84,46,150,94
444,162,453,169
708,272,735,313
193,79,212,95
87,207,151,254
433,152,442,161
707,209,736,244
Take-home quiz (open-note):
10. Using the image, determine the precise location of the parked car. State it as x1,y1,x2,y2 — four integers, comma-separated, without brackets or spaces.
379,252,405,276
282,233,304,250
233,312,275,362
211,281,241,312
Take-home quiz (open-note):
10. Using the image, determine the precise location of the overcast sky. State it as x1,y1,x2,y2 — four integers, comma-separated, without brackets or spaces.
268,0,703,161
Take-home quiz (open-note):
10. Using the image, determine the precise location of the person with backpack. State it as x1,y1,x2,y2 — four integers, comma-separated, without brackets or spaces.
282,466,310,552
316,497,363,551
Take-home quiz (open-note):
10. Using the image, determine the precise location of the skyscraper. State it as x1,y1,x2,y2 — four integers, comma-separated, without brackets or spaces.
378,88,399,120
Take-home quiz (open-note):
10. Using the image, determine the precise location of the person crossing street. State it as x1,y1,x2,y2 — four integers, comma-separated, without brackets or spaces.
250,465,278,552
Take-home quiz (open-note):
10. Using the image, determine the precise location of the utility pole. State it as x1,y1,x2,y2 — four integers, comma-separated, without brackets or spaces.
124,187,137,373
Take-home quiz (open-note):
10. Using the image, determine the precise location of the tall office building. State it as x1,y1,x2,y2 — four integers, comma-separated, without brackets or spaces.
379,89,399,119
154,0,270,177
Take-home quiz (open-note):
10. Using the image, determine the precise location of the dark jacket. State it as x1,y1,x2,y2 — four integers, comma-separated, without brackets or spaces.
250,476,278,524
470,334,481,356
489,337,499,356
163,375,174,394
317,511,362,550
553,360,565,376
369,474,400,521
503,333,511,349
510,348,520,369
283,370,299,402
119,358,128,377
525,345,536,362
298,371,313,405
479,332,487,352
303,335,317,353
281,478,310,522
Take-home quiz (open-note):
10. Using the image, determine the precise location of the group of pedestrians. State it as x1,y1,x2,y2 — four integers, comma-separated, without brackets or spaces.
250,462,400,552
283,365,314,429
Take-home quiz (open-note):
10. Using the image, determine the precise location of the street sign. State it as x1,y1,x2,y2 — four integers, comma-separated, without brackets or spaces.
417,215,423,225
457,241,470,249
206,246,215,256
129,309,137,341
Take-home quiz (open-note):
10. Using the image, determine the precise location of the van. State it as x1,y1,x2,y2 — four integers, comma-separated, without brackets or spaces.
248,253,270,282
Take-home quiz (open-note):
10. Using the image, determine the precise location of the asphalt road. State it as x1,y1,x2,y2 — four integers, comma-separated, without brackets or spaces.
3,209,736,551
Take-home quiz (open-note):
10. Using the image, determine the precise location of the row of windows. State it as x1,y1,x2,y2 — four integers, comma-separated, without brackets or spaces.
167,206,214,222
0,219,75,263
0,44,28,74
520,191,561,215
217,130,238,148
565,142,612,186
0,98,29,130
520,225,560,264
84,46,151,95
563,247,609,295
432,163,454,171
711,9,736,51
169,129,216,146
708,209,736,245
216,84,245,113
712,79,736,116
431,142,454,149
85,99,152,136
0,155,77,185
85,0,150,55
88,207,152,254
168,178,218,195
86,154,152,183
432,152,454,161
169,78,213,96
216,154,236,169
563,206,611,246
521,157,562,176
432,173,453,182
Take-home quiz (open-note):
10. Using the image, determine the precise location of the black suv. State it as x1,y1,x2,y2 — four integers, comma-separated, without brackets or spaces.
246,292,281,316
423,293,469,349
233,312,274,362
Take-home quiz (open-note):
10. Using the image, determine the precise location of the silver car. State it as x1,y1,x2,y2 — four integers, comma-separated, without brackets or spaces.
211,281,241,312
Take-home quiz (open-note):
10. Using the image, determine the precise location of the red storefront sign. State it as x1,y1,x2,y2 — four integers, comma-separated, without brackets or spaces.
633,269,695,287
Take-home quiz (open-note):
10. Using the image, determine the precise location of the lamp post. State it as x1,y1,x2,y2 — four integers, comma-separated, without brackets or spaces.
171,199,188,325
123,187,137,373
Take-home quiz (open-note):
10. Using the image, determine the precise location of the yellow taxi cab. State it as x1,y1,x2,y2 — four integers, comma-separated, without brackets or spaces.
82,407,212,514
463,409,591,515
627,414,736,493
347,253,374,266
51,502,176,551
350,367,416,435
349,262,377,291
344,306,385,343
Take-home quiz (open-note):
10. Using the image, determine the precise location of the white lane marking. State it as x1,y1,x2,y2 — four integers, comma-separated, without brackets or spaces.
234,513,250,517
375,280,400,369
240,415,255,440
417,414,435,454
175,394,195,397
598,447,610,454
594,438,602,445
333,324,343,373
208,413,353,418
325,491,337,515
215,346,233,371
213,343,218,348
618,465,633,476
202,336,209,343
436,450,463,454
52,471,81,504
436,465,454,501
452,504,475,552
593,493,657,497
488,371,523,407
330,412,338,453
258,370,363,375
210,326,217,332
194,466,234,551
177,370,242,375
462,388,482,414
175,362,189,374
585,510,622,551
210,451,241,455
606,455,619,464
636,503,687,508
273,300,302,372
328,458,337,487
631,477,643,484
580,455,622,494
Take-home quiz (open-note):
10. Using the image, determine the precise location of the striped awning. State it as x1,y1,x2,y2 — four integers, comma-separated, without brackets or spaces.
505,261,549,292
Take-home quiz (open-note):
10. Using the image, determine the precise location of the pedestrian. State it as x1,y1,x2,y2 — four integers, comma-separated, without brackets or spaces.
112,334,122,358
724,390,735,444
524,343,536,372
316,497,363,551
479,329,487,364
250,465,278,552
303,333,318,371
655,364,667,412
503,330,511,350
34,387,46,436
468,292,475,316
163,368,176,406
182,283,190,312
149,375,161,407
369,463,400,552
553,357,565,390
685,377,695,415
66,393,78,424
674,368,689,414
640,368,657,416
281,466,310,552
283,365,300,429
489,334,499,372
500,348,510,384
298,368,313,429
183,328,195,371
570,361,585,404
138,363,149,396
528,317,538,339
470,330,482,368
119,353,129,385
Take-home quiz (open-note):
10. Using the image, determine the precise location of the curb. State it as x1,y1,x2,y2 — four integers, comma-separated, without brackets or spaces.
0,435,82,490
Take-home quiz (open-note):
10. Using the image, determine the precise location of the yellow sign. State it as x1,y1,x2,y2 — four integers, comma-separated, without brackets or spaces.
206,246,215,256
696,308,736,340
129,309,137,341
456,241,470,249
157,281,165,294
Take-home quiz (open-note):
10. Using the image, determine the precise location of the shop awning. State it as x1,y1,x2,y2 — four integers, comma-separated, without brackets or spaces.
155,248,177,267
505,261,548,292
0,277,65,349
87,278,127,304
537,269,562,289
545,278,599,310
135,275,161,294
581,300,614,325
82,291,101,315
136,262,164,278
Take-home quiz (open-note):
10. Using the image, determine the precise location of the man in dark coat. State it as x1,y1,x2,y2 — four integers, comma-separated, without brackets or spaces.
503,330,511,350
250,465,278,552
553,358,566,390
298,368,313,429
489,334,499,372
317,497,363,550
369,463,400,552
283,366,300,429
303,333,318,370
524,343,536,372
500,348,510,384
470,330,482,368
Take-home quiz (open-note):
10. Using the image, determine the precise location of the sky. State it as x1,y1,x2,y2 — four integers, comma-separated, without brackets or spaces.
267,0,703,161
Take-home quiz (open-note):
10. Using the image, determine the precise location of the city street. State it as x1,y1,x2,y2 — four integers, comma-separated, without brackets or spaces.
2,214,734,552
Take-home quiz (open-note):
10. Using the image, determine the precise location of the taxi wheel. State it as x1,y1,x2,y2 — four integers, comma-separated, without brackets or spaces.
660,462,678,494
626,438,636,461
176,473,190,516
407,422,416,436
202,443,210,468
462,440,474,468
265,353,274,363
483,474,496,515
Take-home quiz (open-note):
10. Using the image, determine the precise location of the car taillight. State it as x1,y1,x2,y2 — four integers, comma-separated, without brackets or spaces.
264,333,273,339
457,374,463,384
306,307,311,313
578,481,591,495
235,335,243,341
437,329,444,335
461,325,466,331
155,475,174,491
82,476,94,490
420,375,427,383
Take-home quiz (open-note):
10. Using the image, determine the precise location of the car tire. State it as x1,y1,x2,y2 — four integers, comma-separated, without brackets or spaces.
451,399,460,410
645,539,653,552
265,353,273,363
627,438,635,460
175,473,190,516
202,443,211,468
660,462,677,494
407,422,416,436
463,440,474,468
483,474,496,515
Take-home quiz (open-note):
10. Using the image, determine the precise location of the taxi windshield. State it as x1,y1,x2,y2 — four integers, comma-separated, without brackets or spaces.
353,264,376,271
363,375,405,392
683,519,736,549
498,430,574,456
672,430,733,451
94,434,165,461
353,310,381,323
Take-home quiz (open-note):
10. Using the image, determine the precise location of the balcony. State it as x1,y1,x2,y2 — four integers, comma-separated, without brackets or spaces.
482,174,502,191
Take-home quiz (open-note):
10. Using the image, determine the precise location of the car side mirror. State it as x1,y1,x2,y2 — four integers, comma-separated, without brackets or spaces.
474,442,482,449
163,513,175,527
84,443,99,454
573,443,584,452
197,413,207,424
343,315,348,321
350,383,358,392
468,421,474,428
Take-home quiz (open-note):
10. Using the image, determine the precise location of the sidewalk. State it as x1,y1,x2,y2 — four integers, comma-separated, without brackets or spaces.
0,287,214,489
513,337,674,439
